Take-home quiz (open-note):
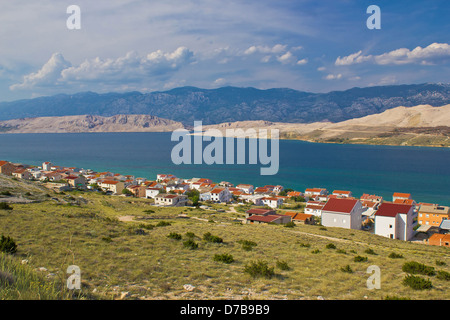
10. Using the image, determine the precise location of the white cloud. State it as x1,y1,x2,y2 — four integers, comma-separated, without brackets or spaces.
335,43,450,66
325,73,342,80
296,58,308,65
10,53,71,90
10,47,194,91
244,44,287,55
277,51,295,64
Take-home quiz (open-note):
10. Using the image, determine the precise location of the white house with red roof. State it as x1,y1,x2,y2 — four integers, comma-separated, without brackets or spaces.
374,202,417,241
392,192,412,202
321,198,364,230
210,187,232,203
236,184,254,194
305,201,325,217
99,180,125,194
261,197,283,209
305,188,328,197
332,190,353,198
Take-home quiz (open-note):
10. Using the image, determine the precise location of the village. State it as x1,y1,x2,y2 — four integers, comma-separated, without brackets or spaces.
0,159,449,248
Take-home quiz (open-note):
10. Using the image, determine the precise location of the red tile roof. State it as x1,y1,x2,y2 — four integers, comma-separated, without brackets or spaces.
393,192,411,198
246,208,275,215
375,202,413,217
322,198,358,214
247,214,282,223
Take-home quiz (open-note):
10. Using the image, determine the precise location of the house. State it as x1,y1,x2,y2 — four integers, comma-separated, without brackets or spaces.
273,185,284,194
210,187,232,203
12,168,32,180
42,162,52,171
392,192,412,202
0,161,17,176
236,184,254,194
321,198,364,230
156,174,177,181
304,201,325,217
154,194,187,207
219,181,234,187
246,214,291,225
64,175,87,189
439,220,450,233
427,233,450,247
99,180,125,194
145,187,161,199
254,187,270,194
41,172,64,182
360,194,383,203
245,208,276,219
332,190,353,198
261,197,283,209
286,191,302,198
283,212,314,224
418,204,450,227
126,185,147,198
305,188,327,197
374,202,417,241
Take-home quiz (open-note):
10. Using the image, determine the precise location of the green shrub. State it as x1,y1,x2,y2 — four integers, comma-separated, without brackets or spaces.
319,227,327,231
336,249,347,254
435,260,446,266
389,252,403,259
354,256,368,262
284,222,295,228
364,248,377,255
436,270,450,281
276,260,291,271
156,221,172,227
244,260,274,279
185,232,196,239
238,240,257,251
167,232,182,240
138,223,155,230
101,236,112,243
213,253,234,264
183,239,198,250
402,275,432,290
143,209,154,214
326,243,336,249
0,191,12,196
340,265,353,273
203,232,223,243
0,235,17,254
0,203,13,210
311,249,320,254
299,243,311,248
402,261,435,276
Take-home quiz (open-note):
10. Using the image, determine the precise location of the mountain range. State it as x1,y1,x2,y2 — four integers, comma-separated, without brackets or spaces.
0,83,449,125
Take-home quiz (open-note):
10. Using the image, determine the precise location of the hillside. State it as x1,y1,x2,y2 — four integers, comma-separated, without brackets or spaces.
0,175,449,300
201,104,450,147
0,83,449,125
0,114,184,133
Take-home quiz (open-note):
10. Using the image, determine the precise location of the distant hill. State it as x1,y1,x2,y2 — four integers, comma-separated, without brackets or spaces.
0,114,184,133
0,83,449,125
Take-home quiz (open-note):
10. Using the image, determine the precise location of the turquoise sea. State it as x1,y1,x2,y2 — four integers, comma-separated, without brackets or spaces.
0,132,449,206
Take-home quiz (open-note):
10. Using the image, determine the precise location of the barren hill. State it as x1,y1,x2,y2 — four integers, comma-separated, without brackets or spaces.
0,114,184,133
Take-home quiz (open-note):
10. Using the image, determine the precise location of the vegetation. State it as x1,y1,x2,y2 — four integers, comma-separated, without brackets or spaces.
340,265,353,273
244,260,275,279
213,253,234,264
402,275,433,290
276,260,291,271
203,232,223,243
402,261,436,276
167,232,182,240
183,239,199,250
325,243,336,249
389,252,404,259
0,202,13,210
0,235,17,255
354,256,368,262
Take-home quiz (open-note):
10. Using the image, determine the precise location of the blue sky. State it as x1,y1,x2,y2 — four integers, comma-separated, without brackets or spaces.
0,0,449,101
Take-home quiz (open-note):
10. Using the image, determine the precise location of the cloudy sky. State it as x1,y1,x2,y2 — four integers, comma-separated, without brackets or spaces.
0,0,449,101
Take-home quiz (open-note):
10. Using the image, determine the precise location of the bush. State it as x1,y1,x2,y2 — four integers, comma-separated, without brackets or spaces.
435,260,446,266
284,222,295,228
319,227,327,231
311,249,320,254
389,252,403,259
354,256,368,262
167,232,182,240
340,265,353,273
238,240,257,251
402,275,433,290
336,249,347,254
0,235,17,254
276,260,291,271
101,236,113,243
436,270,450,281
138,223,155,230
326,243,336,249
156,221,172,227
185,232,196,239
203,232,223,243
0,191,12,196
299,243,311,248
213,253,234,264
402,261,435,276
183,239,198,250
0,203,13,210
364,248,377,255
244,260,274,279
